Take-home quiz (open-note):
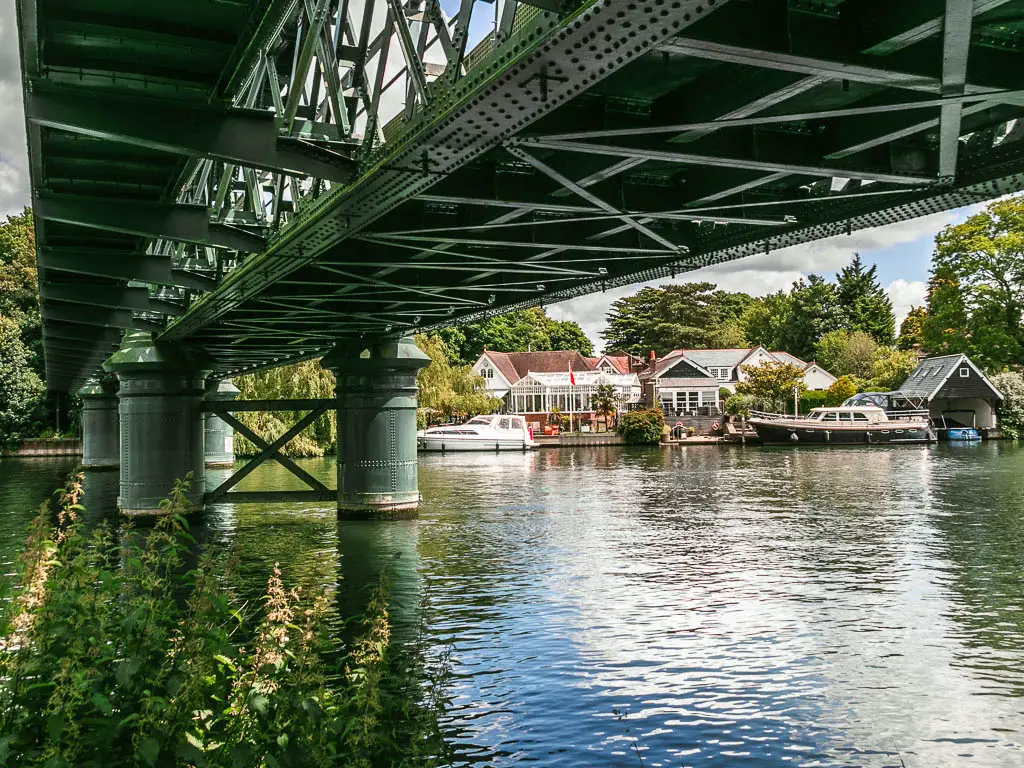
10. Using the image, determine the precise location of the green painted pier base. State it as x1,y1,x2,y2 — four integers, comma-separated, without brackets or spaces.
103,332,210,516
322,337,430,518
77,377,120,469
204,379,239,468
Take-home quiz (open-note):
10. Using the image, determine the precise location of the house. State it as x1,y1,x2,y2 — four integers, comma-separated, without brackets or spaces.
471,350,641,427
640,350,722,416
771,352,838,391
593,354,636,375
898,354,1003,429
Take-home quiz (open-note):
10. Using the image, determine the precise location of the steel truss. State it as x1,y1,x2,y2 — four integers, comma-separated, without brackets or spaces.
17,0,1024,386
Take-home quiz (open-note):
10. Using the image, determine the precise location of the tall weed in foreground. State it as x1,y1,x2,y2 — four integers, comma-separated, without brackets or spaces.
0,473,452,768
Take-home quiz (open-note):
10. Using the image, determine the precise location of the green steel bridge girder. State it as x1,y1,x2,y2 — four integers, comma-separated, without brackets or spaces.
33,196,266,254
39,282,184,316
38,248,216,293
26,90,359,184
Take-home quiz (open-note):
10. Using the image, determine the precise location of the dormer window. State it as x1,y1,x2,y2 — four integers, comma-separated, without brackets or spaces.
481,367,494,379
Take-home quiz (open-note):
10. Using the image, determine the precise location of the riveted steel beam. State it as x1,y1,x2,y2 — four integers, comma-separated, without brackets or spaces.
44,324,123,345
939,0,975,180
34,195,266,253
38,248,216,292
519,139,934,185
26,91,357,183
40,303,165,331
39,282,185,316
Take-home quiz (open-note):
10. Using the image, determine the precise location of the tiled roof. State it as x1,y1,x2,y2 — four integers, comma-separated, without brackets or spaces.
483,350,596,383
771,351,808,368
598,355,632,374
681,348,756,368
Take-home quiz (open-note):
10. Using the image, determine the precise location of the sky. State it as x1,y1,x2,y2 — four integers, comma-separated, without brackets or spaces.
0,0,983,355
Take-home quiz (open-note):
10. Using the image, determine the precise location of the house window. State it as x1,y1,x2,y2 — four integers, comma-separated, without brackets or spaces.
480,367,494,379
708,367,731,381
959,366,969,378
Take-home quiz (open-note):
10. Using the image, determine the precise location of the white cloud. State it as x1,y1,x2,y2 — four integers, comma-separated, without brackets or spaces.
885,278,927,331
0,0,28,218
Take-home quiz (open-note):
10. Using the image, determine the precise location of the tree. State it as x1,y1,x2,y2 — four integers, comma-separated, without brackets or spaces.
0,316,45,443
441,307,593,364
234,360,337,457
814,329,877,380
869,348,919,392
415,334,502,419
591,383,619,432
736,361,807,413
990,371,1024,439
925,197,1024,370
740,291,793,351
898,306,927,351
836,254,895,344
617,408,664,444
0,209,40,374
779,275,847,361
601,283,752,356
825,375,858,407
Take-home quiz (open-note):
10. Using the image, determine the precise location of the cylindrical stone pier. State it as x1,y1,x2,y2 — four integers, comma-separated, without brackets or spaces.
204,378,239,468
102,331,210,516
77,377,120,469
321,336,430,518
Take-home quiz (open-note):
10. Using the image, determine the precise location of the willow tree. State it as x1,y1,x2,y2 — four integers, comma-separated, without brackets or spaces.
233,360,337,457
415,334,501,421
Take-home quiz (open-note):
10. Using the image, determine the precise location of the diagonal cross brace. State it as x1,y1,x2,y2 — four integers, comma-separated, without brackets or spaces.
206,404,331,503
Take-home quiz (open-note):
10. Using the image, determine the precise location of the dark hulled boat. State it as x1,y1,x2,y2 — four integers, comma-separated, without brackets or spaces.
748,406,936,446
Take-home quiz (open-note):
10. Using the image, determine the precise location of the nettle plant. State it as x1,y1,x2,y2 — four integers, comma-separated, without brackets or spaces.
0,474,452,768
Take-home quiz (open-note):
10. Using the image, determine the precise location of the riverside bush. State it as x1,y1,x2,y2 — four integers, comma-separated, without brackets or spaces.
618,408,664,444
0,473,451,768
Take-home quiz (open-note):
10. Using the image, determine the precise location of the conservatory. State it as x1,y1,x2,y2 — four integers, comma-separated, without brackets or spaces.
507,370,642,424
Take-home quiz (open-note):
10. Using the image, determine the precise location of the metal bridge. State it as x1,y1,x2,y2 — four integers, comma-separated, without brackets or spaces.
16,0,1024,514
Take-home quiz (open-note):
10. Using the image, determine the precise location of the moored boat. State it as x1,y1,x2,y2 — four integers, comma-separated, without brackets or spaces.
418,414,536,451
748,406,936,446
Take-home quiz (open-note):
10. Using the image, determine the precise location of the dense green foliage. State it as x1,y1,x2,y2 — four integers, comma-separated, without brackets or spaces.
799,390,829,413
233,361,337,457
0,209,57,442
437,307,592,364
0,316,44,443
923,198,1024,370
600,256,895,363
990,371,1024,439
0,475,450,767
724,393,757,418
825,376,859,407
415,334,501,421
602,283,752,356
814,330,878,381
869,348,920,392
617,408,665,445
898,306,927,350
736,362,807,413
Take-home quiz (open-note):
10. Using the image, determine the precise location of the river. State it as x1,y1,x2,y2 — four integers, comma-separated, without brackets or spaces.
2,443,1023,767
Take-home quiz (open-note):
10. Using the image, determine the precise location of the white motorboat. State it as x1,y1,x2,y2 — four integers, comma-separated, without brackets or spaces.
418,414,536,451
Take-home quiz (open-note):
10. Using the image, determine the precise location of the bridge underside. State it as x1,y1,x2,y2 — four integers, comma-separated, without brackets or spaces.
19,0,1024,389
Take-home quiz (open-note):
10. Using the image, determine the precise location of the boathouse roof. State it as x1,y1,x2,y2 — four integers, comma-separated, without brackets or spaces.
899,354,1003,402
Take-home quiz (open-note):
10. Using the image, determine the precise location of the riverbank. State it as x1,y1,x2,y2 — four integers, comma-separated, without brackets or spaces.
1,438,82,458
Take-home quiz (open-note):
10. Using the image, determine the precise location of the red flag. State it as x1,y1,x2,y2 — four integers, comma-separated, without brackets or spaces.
569,360,575,386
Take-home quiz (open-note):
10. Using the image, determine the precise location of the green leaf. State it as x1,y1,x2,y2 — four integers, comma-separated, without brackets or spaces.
139,736,160,767
91,692,113,716
46,711,64,742
246,691,269,716
185,732,204,750
213,653,235,669
277,733,289,749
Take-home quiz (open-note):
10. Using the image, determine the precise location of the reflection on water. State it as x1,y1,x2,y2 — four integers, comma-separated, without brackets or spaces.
2,443,1024,766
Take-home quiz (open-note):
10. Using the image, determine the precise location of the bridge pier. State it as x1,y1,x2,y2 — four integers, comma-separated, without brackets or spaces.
204,379,240,468
322,337,430,518
77,377,119,469
102,331,210,516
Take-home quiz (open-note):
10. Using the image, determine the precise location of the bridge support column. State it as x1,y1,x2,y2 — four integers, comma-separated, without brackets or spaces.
77,377,119,469
204,379,240,468
322,337,430,518
102,331,210,516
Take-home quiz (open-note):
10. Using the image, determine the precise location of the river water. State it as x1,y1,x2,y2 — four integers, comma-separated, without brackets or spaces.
2,443,1023,767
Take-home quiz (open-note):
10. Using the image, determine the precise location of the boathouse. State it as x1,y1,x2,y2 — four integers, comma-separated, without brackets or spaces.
898,354,1003,429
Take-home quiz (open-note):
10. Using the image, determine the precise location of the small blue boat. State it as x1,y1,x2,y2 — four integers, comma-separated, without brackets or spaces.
943,427,981,441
